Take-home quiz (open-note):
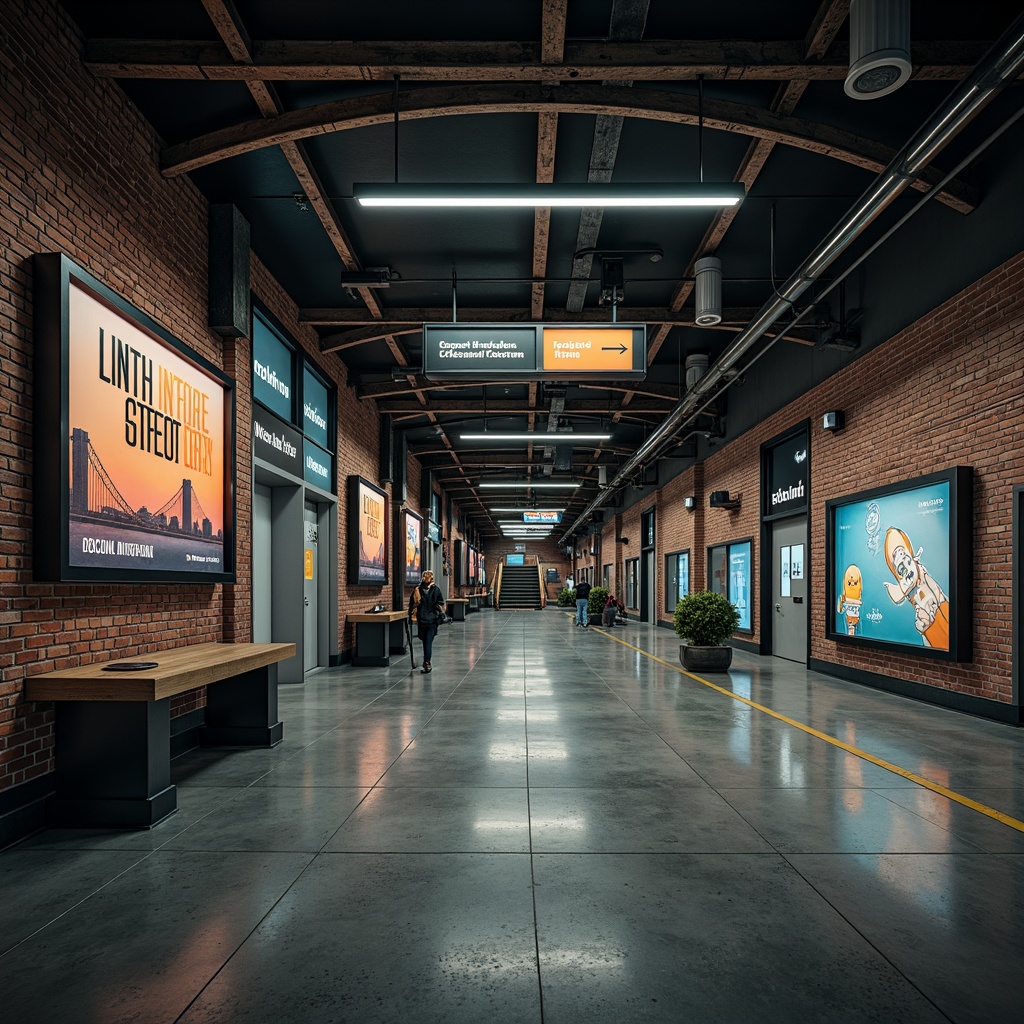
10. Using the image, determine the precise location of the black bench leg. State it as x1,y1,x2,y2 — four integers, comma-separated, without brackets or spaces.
202,664,283,747
48,700,176,829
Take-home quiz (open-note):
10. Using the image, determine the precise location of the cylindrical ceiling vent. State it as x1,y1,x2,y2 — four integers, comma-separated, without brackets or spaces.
694,256,722,326
685,353,709,391
845,0,911,100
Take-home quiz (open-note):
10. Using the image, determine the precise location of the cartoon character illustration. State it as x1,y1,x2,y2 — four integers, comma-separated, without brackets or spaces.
883,527,950,649
837,564,863,635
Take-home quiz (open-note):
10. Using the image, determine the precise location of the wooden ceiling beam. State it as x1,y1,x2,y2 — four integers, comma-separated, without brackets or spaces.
87,39,987,83
306,305,775,328
160,82,978,212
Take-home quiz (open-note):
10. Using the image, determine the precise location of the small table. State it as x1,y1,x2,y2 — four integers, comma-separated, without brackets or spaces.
447,598,469,622
348,611,408,666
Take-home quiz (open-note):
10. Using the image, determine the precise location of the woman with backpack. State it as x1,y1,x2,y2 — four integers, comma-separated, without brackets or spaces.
408,570,446,673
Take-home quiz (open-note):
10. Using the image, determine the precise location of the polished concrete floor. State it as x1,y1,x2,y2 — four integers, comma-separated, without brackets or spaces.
2,608,1023,1023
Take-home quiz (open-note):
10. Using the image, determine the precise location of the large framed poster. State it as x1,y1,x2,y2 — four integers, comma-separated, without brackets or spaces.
825,467,973,661
348,476,389,585
33,253,235,583
403,509,423,585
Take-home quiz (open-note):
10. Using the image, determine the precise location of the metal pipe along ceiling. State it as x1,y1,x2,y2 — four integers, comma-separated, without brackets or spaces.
561,12,1024,545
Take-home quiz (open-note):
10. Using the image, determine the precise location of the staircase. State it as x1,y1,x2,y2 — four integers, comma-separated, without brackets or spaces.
498,564,543,610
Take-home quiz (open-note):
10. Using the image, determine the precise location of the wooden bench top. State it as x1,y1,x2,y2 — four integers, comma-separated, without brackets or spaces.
446,598,469,604
348,610,408,623
24,642,296,703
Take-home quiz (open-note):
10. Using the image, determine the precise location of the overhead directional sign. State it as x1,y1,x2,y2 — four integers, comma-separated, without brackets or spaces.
523,511,562,523
422,323,646,381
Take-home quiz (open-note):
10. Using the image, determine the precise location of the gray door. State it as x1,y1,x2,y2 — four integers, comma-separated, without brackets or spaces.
772,516,807,663
303,504,318,673
252,485,272,642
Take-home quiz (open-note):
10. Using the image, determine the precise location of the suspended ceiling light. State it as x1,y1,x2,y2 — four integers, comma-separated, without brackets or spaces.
845,0,911,99
694,256,723,326
480,480,580,489
354,182,745,209
488,507,566,513
461,432,611,442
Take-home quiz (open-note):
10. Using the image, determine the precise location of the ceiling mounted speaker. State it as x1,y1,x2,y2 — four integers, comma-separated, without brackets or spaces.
694,257,722,326
845,0,911,100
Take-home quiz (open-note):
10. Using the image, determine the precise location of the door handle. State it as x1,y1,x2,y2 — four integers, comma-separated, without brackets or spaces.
775,603,781,612
304,596,310,606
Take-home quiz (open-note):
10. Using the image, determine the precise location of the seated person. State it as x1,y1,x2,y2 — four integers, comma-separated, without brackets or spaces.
603,594,624,626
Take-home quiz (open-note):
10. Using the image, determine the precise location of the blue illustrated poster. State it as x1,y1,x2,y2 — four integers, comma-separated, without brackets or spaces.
730,542,751,631
832,480,951,650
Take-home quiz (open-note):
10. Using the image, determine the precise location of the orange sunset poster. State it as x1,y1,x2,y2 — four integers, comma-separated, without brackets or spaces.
66,278,228,573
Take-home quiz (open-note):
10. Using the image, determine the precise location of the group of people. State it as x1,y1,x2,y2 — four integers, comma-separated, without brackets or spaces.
572,578,626,628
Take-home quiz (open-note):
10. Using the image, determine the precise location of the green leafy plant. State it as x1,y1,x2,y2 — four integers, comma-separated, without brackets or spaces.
673,590,740,646
588,586,609,618
557,586,576,607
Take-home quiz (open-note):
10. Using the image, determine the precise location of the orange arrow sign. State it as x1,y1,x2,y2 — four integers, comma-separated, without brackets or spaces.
541,328,637,372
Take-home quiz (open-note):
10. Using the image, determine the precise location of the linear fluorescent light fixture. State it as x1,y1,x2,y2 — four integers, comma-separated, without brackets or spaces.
480,480,580,489
461,432,611,442
355,183,745,209
489,507,565,513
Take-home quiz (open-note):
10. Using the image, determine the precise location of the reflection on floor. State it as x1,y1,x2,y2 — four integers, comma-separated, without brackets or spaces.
3,608,1023,1023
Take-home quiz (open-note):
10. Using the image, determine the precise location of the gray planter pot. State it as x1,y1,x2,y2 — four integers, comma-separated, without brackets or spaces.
679,644,733,673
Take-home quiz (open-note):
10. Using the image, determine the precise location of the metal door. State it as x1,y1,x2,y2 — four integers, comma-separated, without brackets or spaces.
772,515,807,663
303,504,318,673
252,485,272,642
643,550,656,623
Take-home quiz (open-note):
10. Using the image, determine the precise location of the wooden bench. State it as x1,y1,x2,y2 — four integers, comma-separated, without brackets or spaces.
25,641,295,829
347,611,409,665
446,598,469,622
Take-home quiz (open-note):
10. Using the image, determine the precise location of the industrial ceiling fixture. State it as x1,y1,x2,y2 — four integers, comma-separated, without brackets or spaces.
460,432,611,442
845,0,912,99
353,182,745,208
694,256,723,326
339,267,395,287
573,246,663,263
479,480,581,489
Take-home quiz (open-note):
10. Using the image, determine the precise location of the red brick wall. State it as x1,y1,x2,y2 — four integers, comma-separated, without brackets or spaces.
0,5,232,791
0,2,392,795
630,251,1024,704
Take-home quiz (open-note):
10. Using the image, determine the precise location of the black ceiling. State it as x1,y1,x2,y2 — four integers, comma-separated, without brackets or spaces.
56,0,1024,540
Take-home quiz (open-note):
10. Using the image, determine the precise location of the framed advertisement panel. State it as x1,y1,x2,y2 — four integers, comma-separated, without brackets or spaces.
825,467,972,661
347,476,389,585
403,510,423,585
33,253,236,583
453,540,465,587
708,538,753,632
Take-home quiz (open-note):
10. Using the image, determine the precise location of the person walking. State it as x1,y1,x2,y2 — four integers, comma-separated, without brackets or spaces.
408,570,446,673
574,578,592,628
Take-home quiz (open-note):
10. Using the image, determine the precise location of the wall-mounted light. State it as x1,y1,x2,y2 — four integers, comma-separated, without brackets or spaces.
616,536,630,544
684,496,695,510
822,410,846,432
709,490,741,510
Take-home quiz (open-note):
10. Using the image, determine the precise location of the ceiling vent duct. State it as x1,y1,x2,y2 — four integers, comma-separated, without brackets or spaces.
554,445,573,472
694,257,723,325
685,353,709,391
845,0,911,100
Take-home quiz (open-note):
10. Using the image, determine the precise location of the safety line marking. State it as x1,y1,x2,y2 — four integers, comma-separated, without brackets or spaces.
591,626,1024,835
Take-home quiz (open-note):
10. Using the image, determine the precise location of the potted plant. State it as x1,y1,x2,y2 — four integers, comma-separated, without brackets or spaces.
588,586,609,621
673,590,740,672
556,586,576,607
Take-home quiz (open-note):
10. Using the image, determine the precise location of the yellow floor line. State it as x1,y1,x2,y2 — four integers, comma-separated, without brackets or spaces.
591,626,1024,835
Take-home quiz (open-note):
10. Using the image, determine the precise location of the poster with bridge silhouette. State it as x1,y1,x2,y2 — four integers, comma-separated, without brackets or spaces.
37,262,234,581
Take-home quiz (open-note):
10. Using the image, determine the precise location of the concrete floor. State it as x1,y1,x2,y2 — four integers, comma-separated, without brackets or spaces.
2,608,1022,1023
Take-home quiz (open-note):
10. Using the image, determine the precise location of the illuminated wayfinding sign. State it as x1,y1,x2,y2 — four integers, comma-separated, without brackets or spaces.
523,511,562,524
422,323,646,381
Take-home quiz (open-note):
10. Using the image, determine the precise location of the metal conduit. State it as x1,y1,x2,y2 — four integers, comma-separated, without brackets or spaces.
562,12,1024,545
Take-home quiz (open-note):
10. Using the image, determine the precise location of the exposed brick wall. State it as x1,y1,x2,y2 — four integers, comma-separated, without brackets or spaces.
487,537,571,603
616,251,1024,705
0,1,391,796
0,4,231,791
